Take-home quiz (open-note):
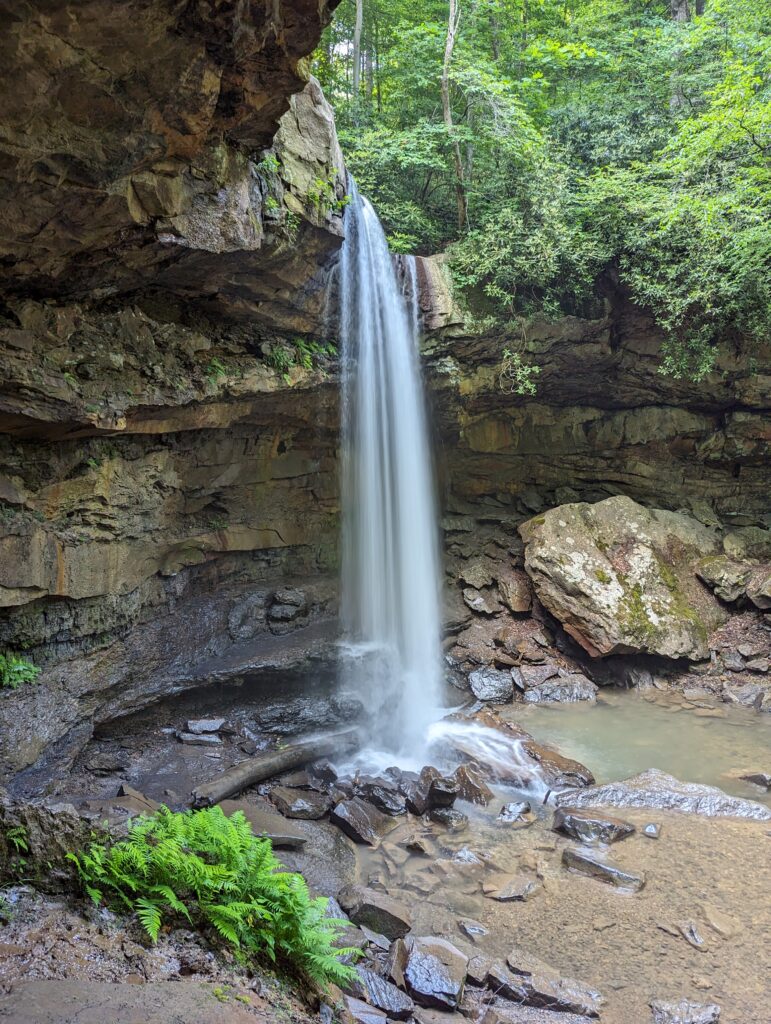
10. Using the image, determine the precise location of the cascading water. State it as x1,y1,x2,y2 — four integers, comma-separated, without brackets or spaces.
338,180,443,759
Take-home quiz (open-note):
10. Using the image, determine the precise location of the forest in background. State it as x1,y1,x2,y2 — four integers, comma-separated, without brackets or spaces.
314,0,770,379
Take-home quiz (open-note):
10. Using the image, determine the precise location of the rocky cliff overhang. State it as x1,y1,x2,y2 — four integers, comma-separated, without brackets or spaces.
0,0,344,327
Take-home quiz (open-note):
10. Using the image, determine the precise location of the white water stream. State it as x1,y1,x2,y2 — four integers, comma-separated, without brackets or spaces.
338,181,443,759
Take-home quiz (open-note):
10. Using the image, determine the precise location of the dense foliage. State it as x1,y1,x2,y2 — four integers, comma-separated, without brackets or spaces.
67,806,358,986
0,652,40,689
316,0,770,378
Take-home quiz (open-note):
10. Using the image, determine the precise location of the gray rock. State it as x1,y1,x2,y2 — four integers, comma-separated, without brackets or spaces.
355,777,406,815
469,667,514,703
217,800,307,849
480,1003,591,1024
562,848,645,891
553,807,635,845
343,996,387,1024
389,935,468,1011
227,591,268,641
429,807,468,830
337,885,412,939
185,717,227,734
84,750,129,775
406,767,458,815
270,786,332,820
503,947,604,1017
650,999,720,1023
643,822,662,839
554,768,771,820
330,798,399,845
355,966,414,1020
463,586,501,616
176,731,221,745
721,651,745,672
498,801,532,822
740,771,771,789
523,673,597,704
512,662,559,691
458,918,488,942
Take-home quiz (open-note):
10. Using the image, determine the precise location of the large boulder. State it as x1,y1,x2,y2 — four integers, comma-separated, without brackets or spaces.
520,497,726,660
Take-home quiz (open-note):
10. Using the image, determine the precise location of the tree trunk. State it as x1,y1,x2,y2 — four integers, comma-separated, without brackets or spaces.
671,0,690,21
353,0,363,100
191,730,361,807
442,0,468,231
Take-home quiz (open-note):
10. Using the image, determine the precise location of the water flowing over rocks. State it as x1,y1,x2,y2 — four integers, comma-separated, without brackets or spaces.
555,769,771,820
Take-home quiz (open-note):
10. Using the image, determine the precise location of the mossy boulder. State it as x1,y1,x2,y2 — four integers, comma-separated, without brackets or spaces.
519,496,726,660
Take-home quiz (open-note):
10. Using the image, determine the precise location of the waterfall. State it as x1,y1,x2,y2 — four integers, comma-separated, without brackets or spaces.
338,181,443,758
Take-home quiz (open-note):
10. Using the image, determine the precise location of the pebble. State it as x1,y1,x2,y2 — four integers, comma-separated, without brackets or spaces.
643,822,662,839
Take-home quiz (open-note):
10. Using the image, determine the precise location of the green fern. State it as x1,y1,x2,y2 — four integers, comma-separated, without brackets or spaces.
66,806,357,986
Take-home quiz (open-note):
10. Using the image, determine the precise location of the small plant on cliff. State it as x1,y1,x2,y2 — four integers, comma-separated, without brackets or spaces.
499,348,540,397
0,653,41,690
66,806,358,986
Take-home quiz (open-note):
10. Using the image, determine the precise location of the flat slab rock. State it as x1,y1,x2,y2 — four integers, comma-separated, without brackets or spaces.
270,786,332,820
562,847,645,892
217,800,306,848
389,935,469,1011
554,768,771,821
490,947,604,1018
650,999,721,1023
481,1003,596,1024
553,807,635,845
330,797,399,845
337,884,412,940
354,966,414,1021
0,981,260,1023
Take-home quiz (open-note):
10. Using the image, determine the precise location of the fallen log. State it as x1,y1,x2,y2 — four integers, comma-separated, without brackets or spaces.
192,729,361,807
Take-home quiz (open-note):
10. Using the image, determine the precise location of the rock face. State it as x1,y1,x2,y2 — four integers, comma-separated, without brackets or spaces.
519,497,725,660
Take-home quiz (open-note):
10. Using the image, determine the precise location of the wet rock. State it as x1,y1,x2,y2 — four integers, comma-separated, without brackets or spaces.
553,807,635,845
429,807,468,830
355,966,414,1020
452,763,494,806
270,786,332,820
458,918,488,942
176,731,222,745
650,998,721,1023
389,935,468,1011
483,873,541,902
337,885,412,940
512,662,559,691
503,947,604,1017
469,667,514,703
309,760,339,785
481,1004,590,1024
554,768,771,820
523,673,597,705
739,771,770,789
643,822,662,839
343,995,388,1023
562,848,645,891
355,777,407,816
406,767,458,815
402,833,433,855
520,741,595,790
185,718,227,734
678,921,709,952
218,800,306,849
520,497,725,660
498,801,532,822
463,587,501,616
331,798,399,845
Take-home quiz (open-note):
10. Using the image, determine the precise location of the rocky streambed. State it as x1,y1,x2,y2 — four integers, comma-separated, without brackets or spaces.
2,676,770,1024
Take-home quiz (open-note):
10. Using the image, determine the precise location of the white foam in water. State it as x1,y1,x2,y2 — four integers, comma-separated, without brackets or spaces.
338,180,443,760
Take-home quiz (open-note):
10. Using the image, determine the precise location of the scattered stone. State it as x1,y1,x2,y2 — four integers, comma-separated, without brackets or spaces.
562,848,645,892
656,921,681,938
177,731,221,745
469,667,514,703
504,947,605,1017
356,778,406,816
553,807,635,845
330,798,399,845
592,917,616,932
337,885,412,940
429,807,468,830
554,769,771,821
678,922,709,952
413,1009,462,1024
511,663,559,692
737,643,757,659
185,718,227,734
721,651,745,672
452,763,494,806
700,904,739,940
360,925,391,951
405,767,458,816
692,978,712,991
523,673,597,705
746,657,770,673
389,935,468,1011
217,800,306,849
484,873,541,902
458,918,488,942
270,786,332,820
402,833,432,855
498,801,532,823
643,822,662,839
480,1004,590,1024
463,587,501,616
650,998,720,1023
309,760,339,785
343,995,388,1024
739,771,771,790
355,967,414,1021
